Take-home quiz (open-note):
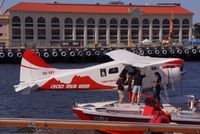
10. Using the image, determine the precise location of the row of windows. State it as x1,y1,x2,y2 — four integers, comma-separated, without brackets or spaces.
12,28,189,40
12,16,190,28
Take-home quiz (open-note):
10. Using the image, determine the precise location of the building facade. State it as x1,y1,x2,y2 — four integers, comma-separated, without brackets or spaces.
7,2,193,47
0,15,9,47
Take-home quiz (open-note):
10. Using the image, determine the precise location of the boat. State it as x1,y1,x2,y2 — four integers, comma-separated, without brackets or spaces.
73,94,200,125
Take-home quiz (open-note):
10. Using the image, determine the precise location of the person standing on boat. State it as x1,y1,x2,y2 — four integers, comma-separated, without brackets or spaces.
153,72,162,102
125,73,134,103
116,76,125,103
131,70,145,105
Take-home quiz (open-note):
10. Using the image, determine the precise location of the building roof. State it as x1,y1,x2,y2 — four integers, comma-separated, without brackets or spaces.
9,2,193,15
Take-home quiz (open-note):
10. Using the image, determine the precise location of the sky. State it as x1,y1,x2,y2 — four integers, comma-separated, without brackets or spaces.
0,0,200,23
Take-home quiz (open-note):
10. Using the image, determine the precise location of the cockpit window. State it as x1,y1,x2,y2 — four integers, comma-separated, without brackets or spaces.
109,67,118,74
100,69,107,77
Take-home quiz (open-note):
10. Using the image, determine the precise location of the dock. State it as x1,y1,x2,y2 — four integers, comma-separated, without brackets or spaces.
0,118,200,133
0,44,200,63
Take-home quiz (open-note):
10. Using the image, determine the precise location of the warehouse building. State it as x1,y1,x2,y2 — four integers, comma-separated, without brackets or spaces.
5,2,193,47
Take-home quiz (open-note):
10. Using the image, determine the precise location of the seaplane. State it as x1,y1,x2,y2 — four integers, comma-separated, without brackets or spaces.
14,49,184,93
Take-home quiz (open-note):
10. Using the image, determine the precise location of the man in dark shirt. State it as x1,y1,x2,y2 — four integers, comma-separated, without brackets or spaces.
131,70,145,105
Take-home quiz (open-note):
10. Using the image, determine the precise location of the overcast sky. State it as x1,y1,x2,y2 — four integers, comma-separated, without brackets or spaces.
1,0,199,23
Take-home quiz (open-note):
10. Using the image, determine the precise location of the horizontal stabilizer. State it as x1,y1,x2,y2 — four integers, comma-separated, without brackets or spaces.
14,83,39,93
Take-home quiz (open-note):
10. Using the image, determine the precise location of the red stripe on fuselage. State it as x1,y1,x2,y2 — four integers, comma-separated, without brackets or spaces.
40,76,116,90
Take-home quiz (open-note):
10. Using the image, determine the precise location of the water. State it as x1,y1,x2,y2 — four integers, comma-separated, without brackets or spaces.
0,62,200,132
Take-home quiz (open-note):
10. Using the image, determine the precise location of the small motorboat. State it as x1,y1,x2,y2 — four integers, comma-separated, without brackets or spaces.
73,94,200,125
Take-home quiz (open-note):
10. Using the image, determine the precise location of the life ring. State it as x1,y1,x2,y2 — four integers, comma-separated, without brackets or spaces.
147,50,152,55
36,51,40,56
176,49,182,54
191,49,197,54
86,51,91,56
184,49,189,54
43,52,49,58
139,50,144,56
16,52,22,58
52,51,58,57
170,49,175,54
78,51,83,56
95,51,100,56
8,51,14,58
162,50,167,55
61,51,67,57
0,52,5,58
154,49,160,55
70,51,75,57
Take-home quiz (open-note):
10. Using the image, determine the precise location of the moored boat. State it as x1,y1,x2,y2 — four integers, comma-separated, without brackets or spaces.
73,94,200,125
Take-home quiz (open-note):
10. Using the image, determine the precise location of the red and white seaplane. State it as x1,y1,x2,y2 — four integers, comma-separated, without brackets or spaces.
14,49,184,93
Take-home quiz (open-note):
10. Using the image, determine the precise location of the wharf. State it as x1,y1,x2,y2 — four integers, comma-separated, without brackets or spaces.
0,44,199,63
0,118,199,133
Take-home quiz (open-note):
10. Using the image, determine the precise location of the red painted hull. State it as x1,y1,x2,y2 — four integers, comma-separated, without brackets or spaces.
72,108,148,134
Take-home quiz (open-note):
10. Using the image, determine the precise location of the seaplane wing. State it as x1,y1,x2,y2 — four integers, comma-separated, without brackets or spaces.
14,49,184,93
106,49,184,68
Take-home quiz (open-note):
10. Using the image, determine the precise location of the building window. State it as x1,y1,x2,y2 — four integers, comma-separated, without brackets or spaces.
0,33,3,36
99,18,106,28
152,30,159,40
51,29,60,40
25,17,34,40
38,29,46,40
37,17,46,27
110,29,117,39
0,24,2,27
51,17,60,27
76,29,84,40
163,19,169,28
173,19,179,29
120,30,128,40
12,28,21,39
87,18,95,28
65,18,73,28
153,19,160,28
131,30,139,41
120,18,128,28
99,29,106,40
12,16,21,27
142,19,149,28
110,18,118,28
76,18,84,28
65,29,72,40
37,17,46,40
182,29,189,39
25,29,34,39
25,16,33,27
131,17,139,28
12,16,21,39
182,19,189,28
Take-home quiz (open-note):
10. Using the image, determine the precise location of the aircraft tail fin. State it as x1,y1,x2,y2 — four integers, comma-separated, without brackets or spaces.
20,50,54,82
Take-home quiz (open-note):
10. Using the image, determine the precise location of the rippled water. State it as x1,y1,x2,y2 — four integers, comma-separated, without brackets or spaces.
0,62,200,132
